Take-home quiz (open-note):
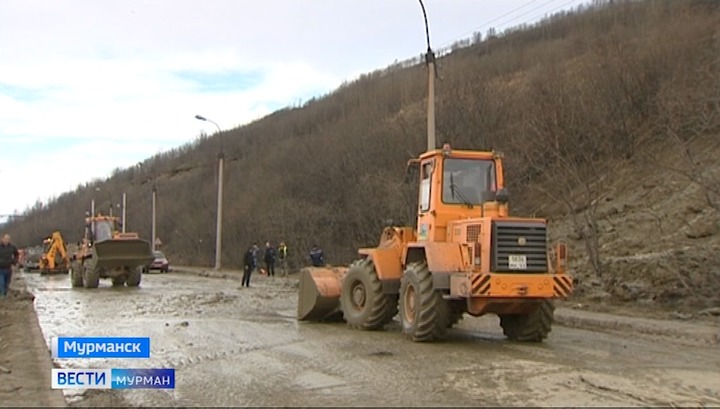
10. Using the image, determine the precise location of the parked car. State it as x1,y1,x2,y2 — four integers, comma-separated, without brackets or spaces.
24,246,44,272
146,250,170,273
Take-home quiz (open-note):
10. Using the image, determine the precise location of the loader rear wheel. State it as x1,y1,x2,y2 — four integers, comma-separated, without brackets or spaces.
499,300,555,342
70,262,84,288
83,266,100,289
340,258,396,330
399,262,449,342
126,267,142,287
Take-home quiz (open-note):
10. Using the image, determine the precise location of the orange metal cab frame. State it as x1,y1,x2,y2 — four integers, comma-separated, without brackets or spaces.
357,144,572,317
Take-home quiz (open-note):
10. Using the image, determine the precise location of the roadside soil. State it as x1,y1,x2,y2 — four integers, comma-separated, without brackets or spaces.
0,271,66,408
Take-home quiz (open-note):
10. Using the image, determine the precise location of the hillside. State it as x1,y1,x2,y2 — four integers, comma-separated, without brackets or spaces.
6,0,720,313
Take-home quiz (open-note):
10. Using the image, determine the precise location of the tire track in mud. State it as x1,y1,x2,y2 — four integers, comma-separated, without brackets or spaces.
208,325,399,406
490,333,720,406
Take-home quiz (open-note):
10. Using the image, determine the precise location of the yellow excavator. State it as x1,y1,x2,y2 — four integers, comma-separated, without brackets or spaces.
39,231,71,275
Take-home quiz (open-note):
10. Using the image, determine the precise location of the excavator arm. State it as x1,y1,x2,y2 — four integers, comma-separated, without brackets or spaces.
46,240,57,269
41,232,70,273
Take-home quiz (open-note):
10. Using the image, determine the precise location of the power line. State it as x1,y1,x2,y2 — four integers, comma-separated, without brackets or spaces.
499,0,586,29
438,0,585,50
489,0,572,29
439,0,541,48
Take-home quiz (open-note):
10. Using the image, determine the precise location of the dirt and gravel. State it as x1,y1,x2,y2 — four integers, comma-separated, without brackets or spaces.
0,273,66,408
3,267,719,407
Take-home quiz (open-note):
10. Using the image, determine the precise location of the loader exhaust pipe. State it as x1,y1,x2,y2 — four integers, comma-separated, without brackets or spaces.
297,267,347,322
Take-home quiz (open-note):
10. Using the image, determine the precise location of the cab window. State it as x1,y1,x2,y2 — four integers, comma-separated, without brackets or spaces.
419,160,433,212
442,158,496,205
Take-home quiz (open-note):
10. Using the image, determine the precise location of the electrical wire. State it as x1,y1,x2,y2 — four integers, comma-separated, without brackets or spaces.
438,0,541,48
438,0,587,50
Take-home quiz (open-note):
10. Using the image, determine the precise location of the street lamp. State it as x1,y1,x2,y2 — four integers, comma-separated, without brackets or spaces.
194,115,221,134
418,0,437,152
195,114,224,271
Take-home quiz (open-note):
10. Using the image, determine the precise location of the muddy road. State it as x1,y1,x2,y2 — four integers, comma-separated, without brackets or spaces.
21,270,720,407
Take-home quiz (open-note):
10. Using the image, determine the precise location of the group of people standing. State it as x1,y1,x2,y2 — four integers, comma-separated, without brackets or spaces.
242,241,287,287
241,241,325,287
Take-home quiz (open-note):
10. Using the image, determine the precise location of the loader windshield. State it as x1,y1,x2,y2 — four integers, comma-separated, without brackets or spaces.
94,221,114,242
442,158,496,205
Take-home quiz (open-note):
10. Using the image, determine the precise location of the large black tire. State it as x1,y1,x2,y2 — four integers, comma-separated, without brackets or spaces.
340,258,397,330
126,267,142,287
83,266,100,289
499,300,555,342
70,262,84,288
399,262,450,342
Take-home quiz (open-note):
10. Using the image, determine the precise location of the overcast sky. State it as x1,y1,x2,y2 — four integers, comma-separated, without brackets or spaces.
0,0,588,218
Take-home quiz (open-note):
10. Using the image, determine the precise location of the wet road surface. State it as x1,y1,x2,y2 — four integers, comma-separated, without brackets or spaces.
23,270,720,407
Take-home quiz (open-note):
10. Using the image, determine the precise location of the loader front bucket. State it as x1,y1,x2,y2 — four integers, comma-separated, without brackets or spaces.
91,239,154,270
297,267,348,322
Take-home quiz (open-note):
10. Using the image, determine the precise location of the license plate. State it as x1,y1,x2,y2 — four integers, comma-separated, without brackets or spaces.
508,255,527,270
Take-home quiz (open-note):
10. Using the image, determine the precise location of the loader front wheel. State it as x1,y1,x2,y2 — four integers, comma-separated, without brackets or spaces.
70,262,84,288
126,267,142,287
340,259,396,330
83,266,100,289
399,262,449,342
499,300,555,342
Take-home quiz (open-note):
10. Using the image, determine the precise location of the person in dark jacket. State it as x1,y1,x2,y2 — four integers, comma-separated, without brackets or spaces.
263,242,276,277
309,245,324,267
250,242,260,274
277,241,288,276
242,245,255,287
0,234,19,297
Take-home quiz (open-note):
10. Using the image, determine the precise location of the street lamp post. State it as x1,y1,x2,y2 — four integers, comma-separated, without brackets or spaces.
195,114,224,271
418,0,437,152
151,187,157,250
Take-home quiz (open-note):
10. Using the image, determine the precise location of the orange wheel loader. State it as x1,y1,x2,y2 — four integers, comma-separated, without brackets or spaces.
298,144,573,342
297,31,573,343
70,213,154,289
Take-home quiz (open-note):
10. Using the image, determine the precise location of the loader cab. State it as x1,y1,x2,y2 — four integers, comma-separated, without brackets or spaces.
94,221,113,242
85,215,118,243
415,144,508,242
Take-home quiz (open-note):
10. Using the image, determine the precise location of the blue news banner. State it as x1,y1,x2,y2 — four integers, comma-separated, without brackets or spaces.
51,337,174,390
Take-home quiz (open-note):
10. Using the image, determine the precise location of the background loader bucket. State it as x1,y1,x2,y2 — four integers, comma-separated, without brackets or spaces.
297,267,347,322
91,239,154,270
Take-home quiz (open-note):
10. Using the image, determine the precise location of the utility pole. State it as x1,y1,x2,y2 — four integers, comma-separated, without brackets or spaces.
215,152,224,270
195,114,224,270
122,193,127,233
151,187,157,250
90,199,96,236
418,0,437,152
